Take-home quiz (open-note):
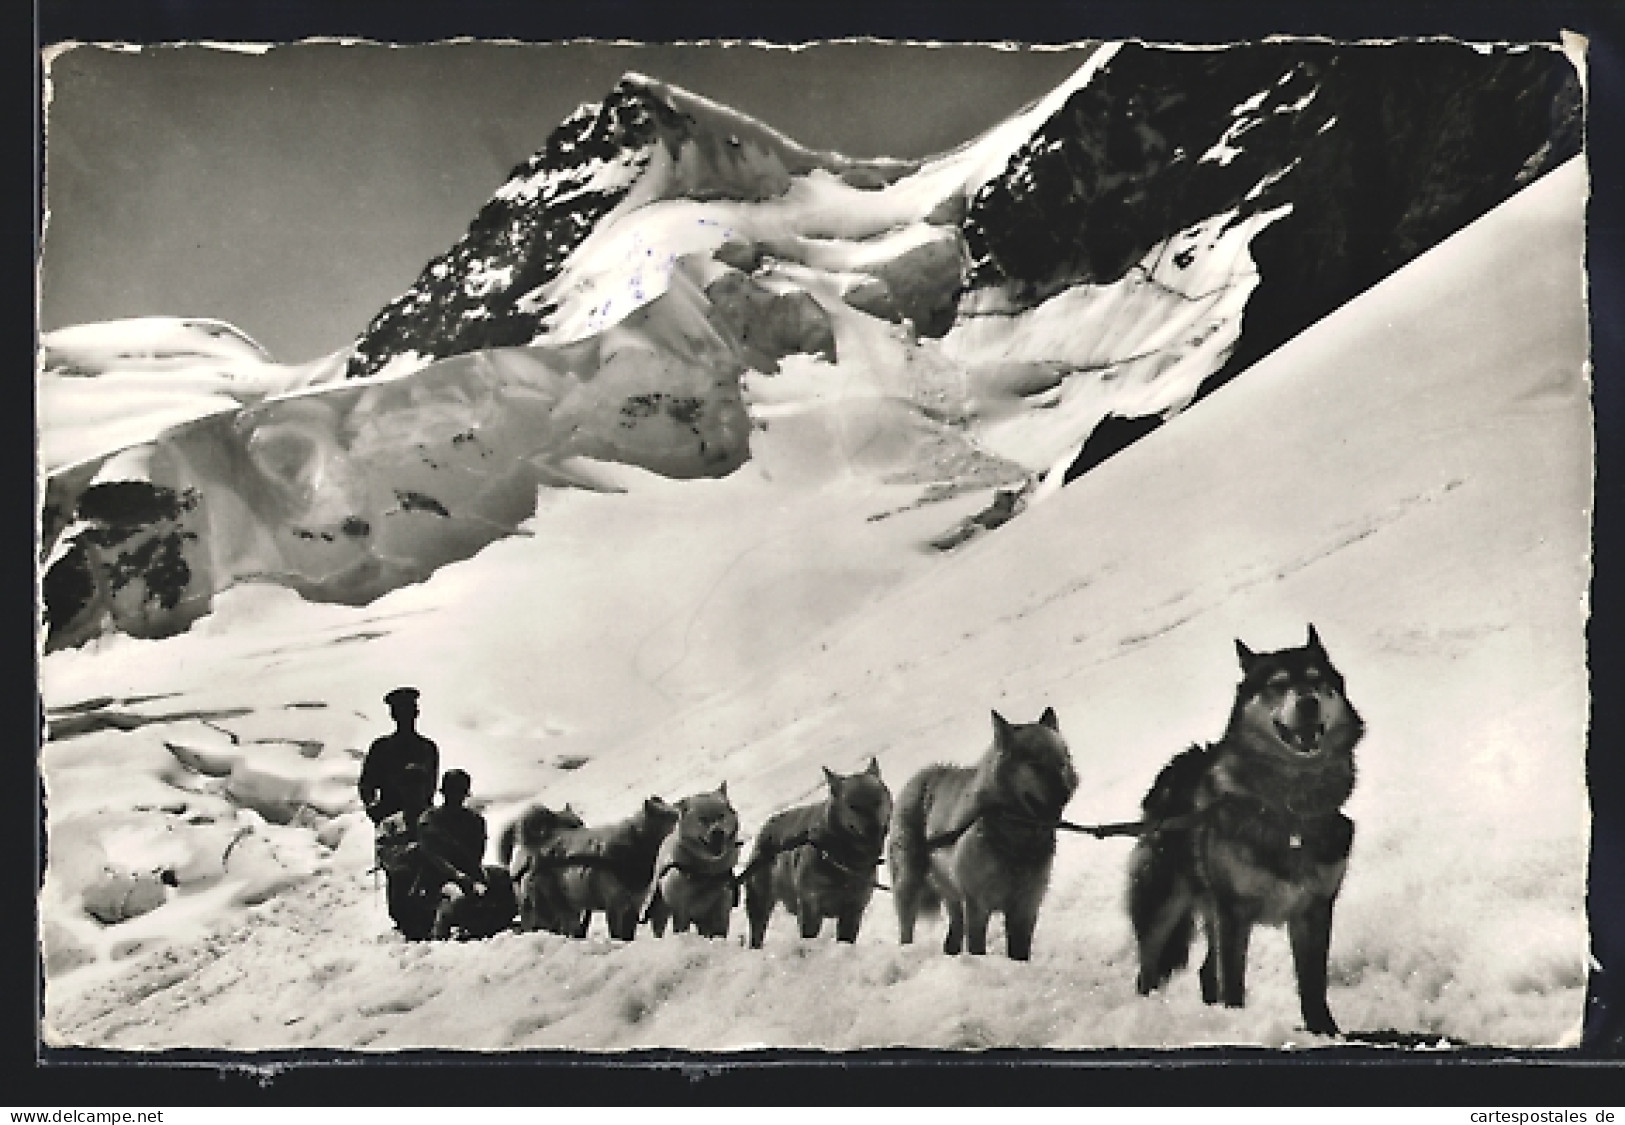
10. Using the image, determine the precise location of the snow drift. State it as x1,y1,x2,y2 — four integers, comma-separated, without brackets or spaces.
39,154,1590,1050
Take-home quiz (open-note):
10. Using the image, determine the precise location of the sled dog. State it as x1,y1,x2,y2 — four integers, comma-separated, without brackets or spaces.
1128,625,1362,1037
743,759,892,947
501,803,586,933
530,796,680,940
889,708,1077,961
646,784,742,939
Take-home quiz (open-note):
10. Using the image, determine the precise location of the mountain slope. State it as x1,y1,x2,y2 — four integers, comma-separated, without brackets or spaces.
344,71,922,379
39,42,1578,650
40,157,1589,1050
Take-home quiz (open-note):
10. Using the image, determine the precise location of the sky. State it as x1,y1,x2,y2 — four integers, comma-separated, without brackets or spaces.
39,40,1095,362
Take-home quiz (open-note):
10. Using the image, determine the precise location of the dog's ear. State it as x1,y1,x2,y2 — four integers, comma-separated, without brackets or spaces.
865,756,882,778
992,710,1013,744
717,781,728,799
1038,706,1059,732
1235,639,1258,671
823,766,841,793
1306,623,1325,655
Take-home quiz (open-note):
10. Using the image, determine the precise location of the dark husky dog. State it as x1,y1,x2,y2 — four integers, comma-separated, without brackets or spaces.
743,759,893,947
543,796,680,940
889,708,1078,961
501,803,587,933
1129,625,1363,1036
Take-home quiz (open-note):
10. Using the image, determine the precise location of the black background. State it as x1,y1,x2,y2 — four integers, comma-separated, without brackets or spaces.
19,0,1625,1105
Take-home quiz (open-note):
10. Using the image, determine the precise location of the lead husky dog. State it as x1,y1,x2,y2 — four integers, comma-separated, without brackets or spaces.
1129,626,1363,1036
889,708,1077,961
646,784,741,939
743,759,892,947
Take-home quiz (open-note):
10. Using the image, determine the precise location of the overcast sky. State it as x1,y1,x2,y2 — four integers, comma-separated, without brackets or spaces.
40,40,1094,361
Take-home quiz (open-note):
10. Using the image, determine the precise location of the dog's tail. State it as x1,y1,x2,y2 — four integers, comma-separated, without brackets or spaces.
1127,839,1195,992
498,804,573,866
496,819,519,866
887,774,942,915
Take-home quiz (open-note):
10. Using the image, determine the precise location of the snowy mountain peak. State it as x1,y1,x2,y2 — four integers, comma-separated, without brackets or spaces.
614,69,918,187
41,41,1581,651
345,71,919,381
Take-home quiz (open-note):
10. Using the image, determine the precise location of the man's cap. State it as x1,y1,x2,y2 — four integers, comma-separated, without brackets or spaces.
384,686,420,708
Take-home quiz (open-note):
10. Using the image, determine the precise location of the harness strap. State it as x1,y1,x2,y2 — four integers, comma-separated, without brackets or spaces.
735,826,817,883
642,855,748,924
515,850,639,874
736,824,885,888
655,859,740,888
925,807,1205,846
922,803,986,851
809,838,883,878
1058,818,1150,838
924,801,1043,850
923,819,975,850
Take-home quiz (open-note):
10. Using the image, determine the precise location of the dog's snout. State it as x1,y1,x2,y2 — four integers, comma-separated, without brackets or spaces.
1294,695,1321,725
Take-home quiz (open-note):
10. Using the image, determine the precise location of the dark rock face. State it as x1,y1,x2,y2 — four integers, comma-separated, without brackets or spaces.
1061,413,1165,485
45,480,208,649
346,84,672,378
961,41,1581,478
346,75,915,381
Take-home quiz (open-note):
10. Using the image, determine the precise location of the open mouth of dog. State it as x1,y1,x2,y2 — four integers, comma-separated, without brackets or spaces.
1274,719,1327,755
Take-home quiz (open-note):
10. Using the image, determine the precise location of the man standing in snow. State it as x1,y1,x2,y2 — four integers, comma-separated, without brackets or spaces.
361,687,443,940
358,687,440,829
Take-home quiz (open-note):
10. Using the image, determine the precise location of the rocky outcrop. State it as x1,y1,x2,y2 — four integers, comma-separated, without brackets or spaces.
346,74,914,380
345,87,666,378
958,41,1581,479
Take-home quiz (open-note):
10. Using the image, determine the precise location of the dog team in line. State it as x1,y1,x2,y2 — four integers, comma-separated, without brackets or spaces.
361,625,1364,1036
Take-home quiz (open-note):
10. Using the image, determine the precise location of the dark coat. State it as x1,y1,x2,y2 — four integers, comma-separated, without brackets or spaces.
357,729,440,825
418,803,488,886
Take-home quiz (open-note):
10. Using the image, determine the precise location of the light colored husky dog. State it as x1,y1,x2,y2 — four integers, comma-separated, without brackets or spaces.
743,759,893,947
889,708,1078,961
646,784,741,939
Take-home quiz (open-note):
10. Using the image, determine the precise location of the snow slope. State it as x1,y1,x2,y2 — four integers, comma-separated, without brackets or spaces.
39,157,1588,1050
